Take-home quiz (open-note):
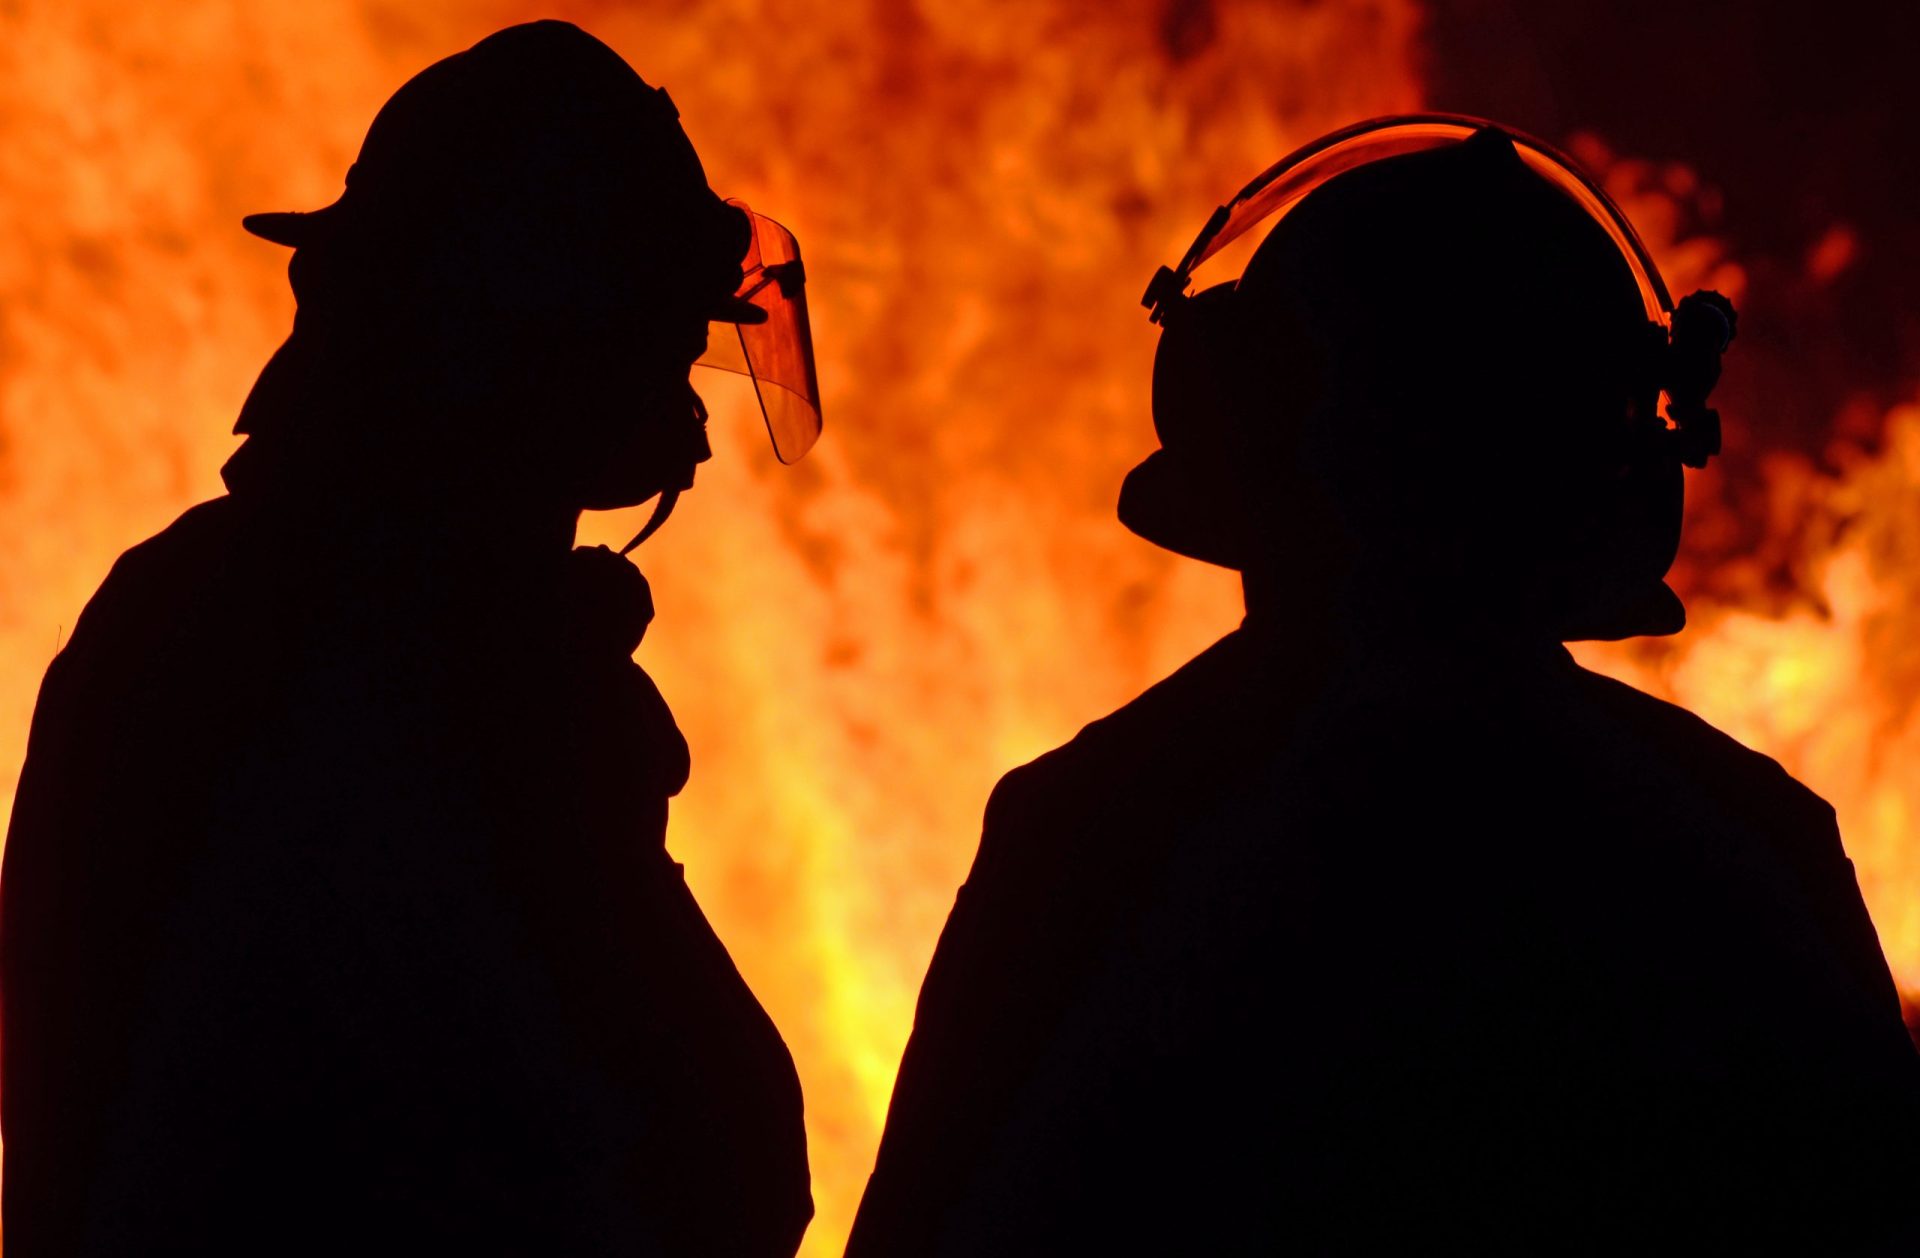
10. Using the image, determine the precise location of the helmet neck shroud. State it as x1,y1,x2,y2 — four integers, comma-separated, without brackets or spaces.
1126,117,1735,643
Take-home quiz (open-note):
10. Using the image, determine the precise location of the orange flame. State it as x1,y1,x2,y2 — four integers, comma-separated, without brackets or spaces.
3,5,1912,1257
0,3,1420,1250
1578,406,1920,1002
1566,136,1920,1007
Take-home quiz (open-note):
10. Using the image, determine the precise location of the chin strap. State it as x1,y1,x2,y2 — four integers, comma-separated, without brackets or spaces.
619,488,681,556
618,384,709,555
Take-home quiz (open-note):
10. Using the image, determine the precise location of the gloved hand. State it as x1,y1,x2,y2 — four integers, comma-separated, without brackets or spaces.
563,544,656,658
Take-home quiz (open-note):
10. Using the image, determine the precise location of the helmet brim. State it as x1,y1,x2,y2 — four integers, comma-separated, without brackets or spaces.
243,202,768,327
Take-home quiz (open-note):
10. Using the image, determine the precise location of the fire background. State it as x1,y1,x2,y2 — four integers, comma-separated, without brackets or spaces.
0,1,1913,1252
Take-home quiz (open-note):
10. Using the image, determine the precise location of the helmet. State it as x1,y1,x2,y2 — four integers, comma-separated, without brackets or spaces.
1123,115,1736,641
239,20,821,471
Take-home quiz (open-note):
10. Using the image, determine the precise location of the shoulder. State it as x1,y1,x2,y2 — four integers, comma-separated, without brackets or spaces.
67,498,241,649
1011,629,1253,785
973,630,1256,874
86,497,240,593
1565,660,1916,1029
1562,660,1833,822
119,496,238,562
1552,662,1862,911
29,499,239,703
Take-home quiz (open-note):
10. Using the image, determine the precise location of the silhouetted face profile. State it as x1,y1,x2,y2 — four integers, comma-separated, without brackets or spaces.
237,20,763,519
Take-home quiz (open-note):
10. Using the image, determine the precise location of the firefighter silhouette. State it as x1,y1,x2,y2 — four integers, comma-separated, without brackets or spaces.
849,119,1920,1255
3,21,821,1256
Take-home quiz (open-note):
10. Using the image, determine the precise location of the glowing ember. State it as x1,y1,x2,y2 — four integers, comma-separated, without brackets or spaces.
0,4,1911,1256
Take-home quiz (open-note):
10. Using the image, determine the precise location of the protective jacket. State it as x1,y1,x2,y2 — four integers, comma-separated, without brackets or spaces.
848,623,1920,1254
3,467,810,1255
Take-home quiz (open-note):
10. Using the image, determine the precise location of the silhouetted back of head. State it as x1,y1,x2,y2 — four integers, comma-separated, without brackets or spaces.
1138,129,1674,641
1242,129,1645,529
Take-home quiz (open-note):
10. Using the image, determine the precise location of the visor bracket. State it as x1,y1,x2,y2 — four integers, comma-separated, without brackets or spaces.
1143,265,1189,323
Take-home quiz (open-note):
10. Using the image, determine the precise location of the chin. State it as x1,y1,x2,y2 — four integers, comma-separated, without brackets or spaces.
578,466,696,513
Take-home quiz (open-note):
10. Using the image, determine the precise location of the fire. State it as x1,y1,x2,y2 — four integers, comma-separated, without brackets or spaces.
0,2,1419,1250
1565,136,1920,1007
1577,407,1920,1002
0,3,1910,1256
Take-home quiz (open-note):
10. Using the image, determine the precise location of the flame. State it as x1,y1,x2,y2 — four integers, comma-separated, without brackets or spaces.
1,4,1912,1256
1576,410,1920,1003
1565,136,1920,1008
0,2,1420,1250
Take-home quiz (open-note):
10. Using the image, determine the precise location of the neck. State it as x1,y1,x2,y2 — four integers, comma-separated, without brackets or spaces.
1239,563,1556,665
224,429,579,570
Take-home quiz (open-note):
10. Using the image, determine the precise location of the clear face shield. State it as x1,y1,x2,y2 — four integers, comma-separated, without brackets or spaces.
697,201,823,464
622,201,823,553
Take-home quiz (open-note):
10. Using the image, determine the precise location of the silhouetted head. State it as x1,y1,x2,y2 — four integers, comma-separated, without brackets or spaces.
233,21,758,518
1126,122,1734,643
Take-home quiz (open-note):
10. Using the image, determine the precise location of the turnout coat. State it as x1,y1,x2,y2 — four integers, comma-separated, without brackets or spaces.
2,486,810,1256
849,624,1920,1255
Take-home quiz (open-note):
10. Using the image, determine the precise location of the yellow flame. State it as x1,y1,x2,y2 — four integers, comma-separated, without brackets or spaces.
0,3,1421,1251
10,7,1913,1257
1579,405,1920,999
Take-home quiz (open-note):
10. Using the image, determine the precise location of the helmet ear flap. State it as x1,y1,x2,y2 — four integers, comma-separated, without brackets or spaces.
1121,284,1257,566
1552,320,1687,640
1555,454,1686,640
1150,283,1249,452
1124,282,1332,568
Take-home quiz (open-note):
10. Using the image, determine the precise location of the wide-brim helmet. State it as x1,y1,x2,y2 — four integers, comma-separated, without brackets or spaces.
239,20,821,465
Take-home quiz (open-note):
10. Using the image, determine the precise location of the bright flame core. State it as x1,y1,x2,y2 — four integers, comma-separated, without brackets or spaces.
0,5,1912,1256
